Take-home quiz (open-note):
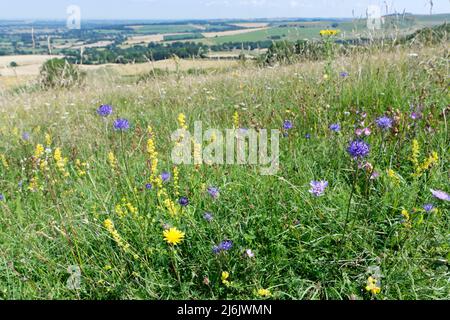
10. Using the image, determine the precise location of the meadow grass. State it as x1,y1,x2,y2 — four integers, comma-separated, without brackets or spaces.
0,43,449,300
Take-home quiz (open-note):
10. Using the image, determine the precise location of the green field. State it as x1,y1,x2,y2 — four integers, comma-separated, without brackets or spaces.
0,35,449,299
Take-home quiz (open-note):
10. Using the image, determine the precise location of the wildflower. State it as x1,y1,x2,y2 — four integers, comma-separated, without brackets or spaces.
305,133,311,139
161,171,171,182
104,219,131,252
365,276,381,295
423,204,434,212
375,116,393,130
319,29,340,36
0,154,9,169
340,71,349,77
387,169,401,185
145,183,152,190
54,148,69,177
108,152,118,170
329,123,341,132
75,159,88,176
97,104,113,117
245,249,255,258
34,144,45,158
207,187,220,200
347,139,370,159
177,113,188,130
0,194,4,201
410,139,420,167
163,227,185,246
113,118,130,131
203,212,213,222
203,277,210,286
283,120,293,130
370,171,380,180
309,180,328,197
257,288,272,298
22,132,30,141
213,240,233,254
178,197,189,207
173,167,180,196
410,112,421,120
45,133,52,147
163,198,179,216
233,111,239,128
221,271,232,287
355,127,371,136
430,189,450,202
401,209,411,227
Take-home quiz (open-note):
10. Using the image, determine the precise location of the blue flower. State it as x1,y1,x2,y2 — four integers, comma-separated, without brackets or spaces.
161,171,171,182
113,118,130,131
305,134,311,139
22,132,31,141
179,197,189,207
0,194,4,201
340,72,349,77
203,212,213,222
309,181,328,197
423,204,434,212
376,116,393,130
347,139,370,159
207,187,220,200
97,105,113,117
145,183,152,190
213,240,233,254
283,120,293,130
329,123,341,132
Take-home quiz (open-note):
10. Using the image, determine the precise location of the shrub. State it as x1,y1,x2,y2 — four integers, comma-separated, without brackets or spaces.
38,58,85,89
9,61,18,67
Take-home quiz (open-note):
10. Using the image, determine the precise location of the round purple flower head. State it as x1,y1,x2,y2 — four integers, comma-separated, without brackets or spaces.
329,123,341,132
220,240,233,251
340,71,349,77
305,133,311,139
347,139,370,159
423,204,434,212
145,183,152,190
309,180,328,197
161,171,171,182
97,105,113,117
283,120,293,130
430,189,450,202
376,116,393,130
113,118,130,131
203,212,213,222
0,194,4,201
22,132,31,141
207,187,220,200
179,197,189,207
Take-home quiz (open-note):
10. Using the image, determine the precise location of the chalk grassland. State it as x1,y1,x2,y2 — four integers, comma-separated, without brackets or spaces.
0,43,448,300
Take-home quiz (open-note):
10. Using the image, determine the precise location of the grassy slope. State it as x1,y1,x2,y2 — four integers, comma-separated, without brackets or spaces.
0,44,449,300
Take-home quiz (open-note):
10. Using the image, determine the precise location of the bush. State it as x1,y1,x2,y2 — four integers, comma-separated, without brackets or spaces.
9,61,18,67
38,58,85,89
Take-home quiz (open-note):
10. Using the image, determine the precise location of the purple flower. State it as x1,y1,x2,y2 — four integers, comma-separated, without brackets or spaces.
376,116,393,130
329,123,341,132
0,194,4,201
213,240,233,254
423,204,434,212
430,189,450,202
203,212,213,222
305,134,311,139
244,249,255,258
97,105,113,117
283,120,293,130
347,139,370,159
340,71,349,77
145,183,152,190
309,180,328,197
179,197,189,207
410,112,421,120
355,127,371,137
22,132,30,141
207,187,220,200
113,118,130,131
161,171,171,182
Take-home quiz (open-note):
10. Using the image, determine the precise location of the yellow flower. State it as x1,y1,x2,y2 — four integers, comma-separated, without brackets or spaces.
163,227,185,246
401,209,412,228
320,29,340,36
365,276,381,294
387,169,401,185
177,113,188,130
257,288,272,298
233,111,239,128
221,271,231,287
108,152,117,170
34,144,45,158
104,219,131,253
173,166,180,197
0,154,9,169
45,133,52,147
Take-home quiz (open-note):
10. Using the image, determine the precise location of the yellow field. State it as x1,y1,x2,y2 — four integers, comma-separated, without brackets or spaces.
202,27,269,38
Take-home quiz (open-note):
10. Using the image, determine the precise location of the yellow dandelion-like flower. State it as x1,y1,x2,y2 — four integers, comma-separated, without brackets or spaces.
177,113,188,130
221,271,231,287
257,288,272,298
365,276,381,295
163,227,185,246
320,29,340,36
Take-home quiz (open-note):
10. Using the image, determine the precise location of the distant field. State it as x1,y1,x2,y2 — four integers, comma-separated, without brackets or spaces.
0,54,60,76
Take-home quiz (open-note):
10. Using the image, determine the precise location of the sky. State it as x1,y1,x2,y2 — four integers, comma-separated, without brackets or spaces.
0,0,448,20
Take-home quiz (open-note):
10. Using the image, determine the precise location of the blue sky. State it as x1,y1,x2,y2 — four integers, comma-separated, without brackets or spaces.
0,0,448,20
